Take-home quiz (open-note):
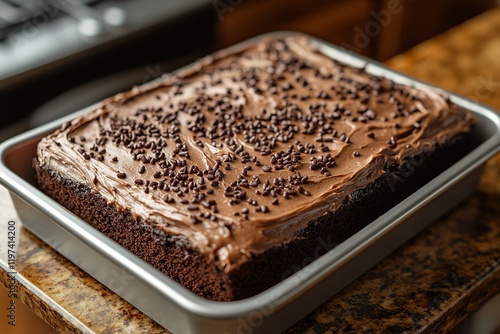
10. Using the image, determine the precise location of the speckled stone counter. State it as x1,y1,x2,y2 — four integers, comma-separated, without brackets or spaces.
1,8,499,334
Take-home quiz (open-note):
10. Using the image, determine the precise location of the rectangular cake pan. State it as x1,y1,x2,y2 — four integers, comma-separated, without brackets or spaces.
1,32,500,334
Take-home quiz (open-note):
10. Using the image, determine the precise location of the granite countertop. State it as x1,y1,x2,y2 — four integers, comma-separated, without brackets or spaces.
1,8,499,334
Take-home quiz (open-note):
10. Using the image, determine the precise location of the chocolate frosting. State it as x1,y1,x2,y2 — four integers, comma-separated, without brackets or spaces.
36,36,476,271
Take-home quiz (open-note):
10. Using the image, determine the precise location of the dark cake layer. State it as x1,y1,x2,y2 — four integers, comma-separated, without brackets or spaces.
34,132,471,301
34,164,235,301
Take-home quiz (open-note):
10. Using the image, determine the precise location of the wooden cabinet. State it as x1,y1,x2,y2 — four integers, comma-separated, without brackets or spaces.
216,0,495,60
216,0,377,56
377,0,496,59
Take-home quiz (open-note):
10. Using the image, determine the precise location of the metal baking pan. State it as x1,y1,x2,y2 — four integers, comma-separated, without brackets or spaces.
1,32,500,334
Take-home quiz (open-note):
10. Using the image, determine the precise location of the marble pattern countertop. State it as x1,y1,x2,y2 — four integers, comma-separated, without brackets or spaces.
1,8,500,334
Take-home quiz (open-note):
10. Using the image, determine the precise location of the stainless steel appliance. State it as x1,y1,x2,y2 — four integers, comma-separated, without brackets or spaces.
0,0,215,126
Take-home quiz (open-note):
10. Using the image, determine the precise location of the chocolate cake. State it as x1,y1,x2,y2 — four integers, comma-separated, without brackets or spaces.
34,35,476,301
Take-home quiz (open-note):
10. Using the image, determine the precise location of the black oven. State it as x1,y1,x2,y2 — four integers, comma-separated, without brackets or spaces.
0,0,215,128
